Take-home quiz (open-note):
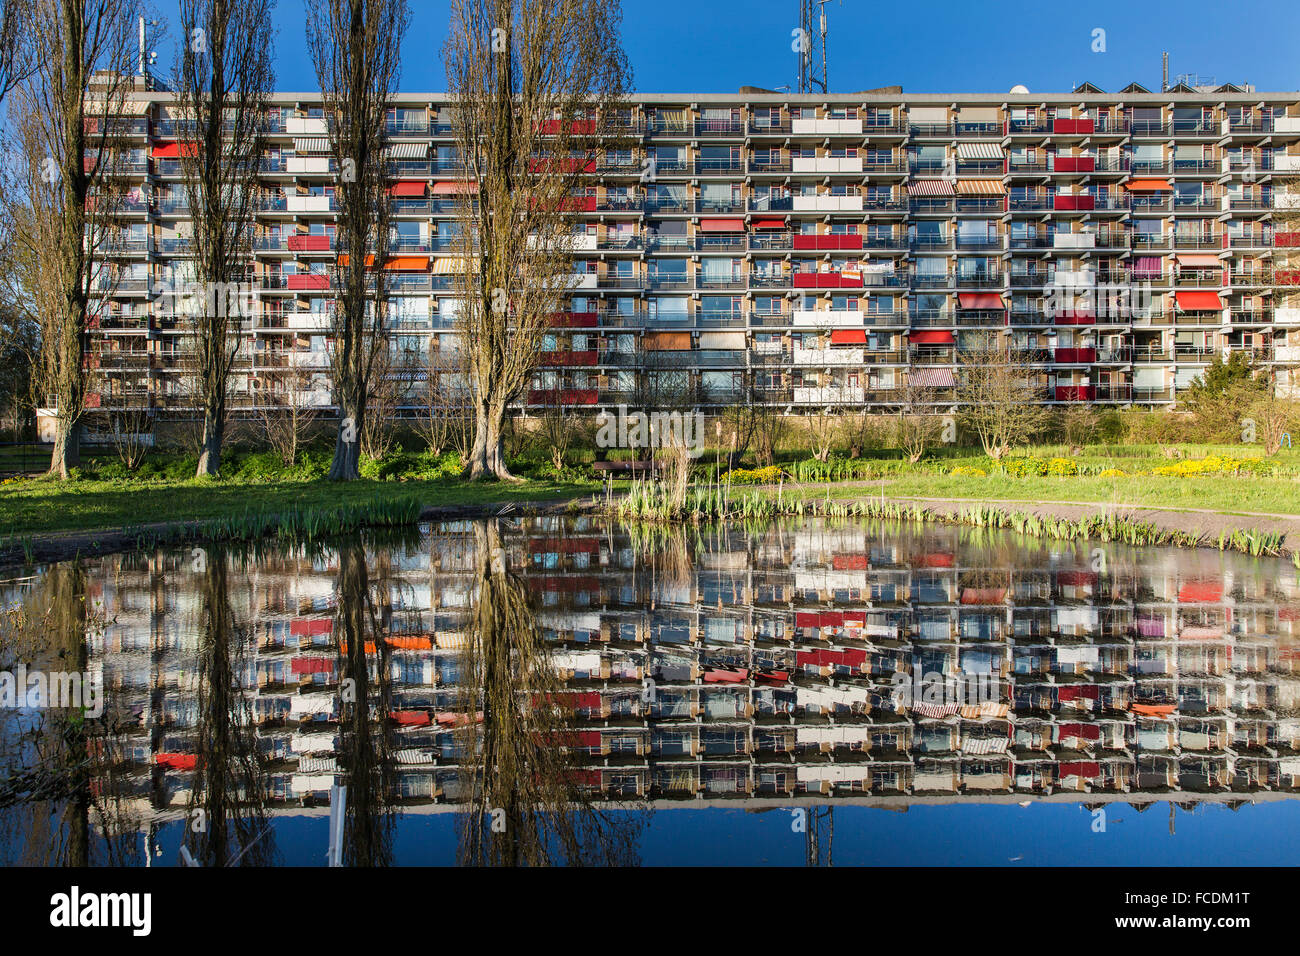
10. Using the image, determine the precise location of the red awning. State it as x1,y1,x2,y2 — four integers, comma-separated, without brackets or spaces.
700,218,745,232
829,329,867,345
389,181,426,197
751,217,786,229
431,180,475,195
909,329,955,345
153,142,196,159
957,292,1004,310
1175,291,1223,311
1178,581,1223,603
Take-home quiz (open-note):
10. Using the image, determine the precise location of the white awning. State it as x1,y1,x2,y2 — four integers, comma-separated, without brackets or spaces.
293,137,331,153
385,142,429,159
957,142,1004,160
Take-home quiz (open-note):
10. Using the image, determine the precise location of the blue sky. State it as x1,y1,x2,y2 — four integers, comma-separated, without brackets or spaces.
145,0,1300,95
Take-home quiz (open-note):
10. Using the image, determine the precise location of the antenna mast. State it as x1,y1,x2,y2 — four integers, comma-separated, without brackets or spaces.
798,0,832,94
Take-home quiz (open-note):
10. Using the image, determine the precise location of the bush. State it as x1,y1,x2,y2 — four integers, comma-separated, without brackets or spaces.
949,465,987,477
722,465,784,485
1097,468,1126,478
999,457,1048,478
1046,457,1078,476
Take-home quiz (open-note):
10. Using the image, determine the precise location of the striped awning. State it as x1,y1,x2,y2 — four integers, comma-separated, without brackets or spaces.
910,367,957,388
385,142,429,159
955,179,1006,195
907,179,954,196
956,142,1004,160
293,137,331,153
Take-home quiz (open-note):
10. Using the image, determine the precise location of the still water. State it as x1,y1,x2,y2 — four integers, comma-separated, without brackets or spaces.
2,516,1298,866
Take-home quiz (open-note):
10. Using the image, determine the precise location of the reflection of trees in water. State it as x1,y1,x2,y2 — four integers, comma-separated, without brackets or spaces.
182,546,277,866
0,561,140,866
334,539,397,867
457,520,645,866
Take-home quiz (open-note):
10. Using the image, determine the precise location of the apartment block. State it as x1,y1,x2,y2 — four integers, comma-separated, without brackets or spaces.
69,80,1300,435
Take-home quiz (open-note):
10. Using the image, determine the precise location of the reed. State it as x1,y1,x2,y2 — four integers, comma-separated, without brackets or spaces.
607,485,1290,560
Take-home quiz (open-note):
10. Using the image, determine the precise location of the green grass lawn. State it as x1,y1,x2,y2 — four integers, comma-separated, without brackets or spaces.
4,441,1297,540
821,471,1300,517
1,474,597,537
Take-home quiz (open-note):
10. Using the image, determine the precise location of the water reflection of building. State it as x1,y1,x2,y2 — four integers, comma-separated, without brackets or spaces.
71,518,1300,816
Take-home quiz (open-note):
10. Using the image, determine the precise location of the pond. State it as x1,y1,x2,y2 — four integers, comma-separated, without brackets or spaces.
1,515,1298,866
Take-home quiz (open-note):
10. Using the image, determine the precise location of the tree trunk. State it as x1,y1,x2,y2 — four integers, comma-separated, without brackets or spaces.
48,415,80,479
196,405,225,477
328,396,364,481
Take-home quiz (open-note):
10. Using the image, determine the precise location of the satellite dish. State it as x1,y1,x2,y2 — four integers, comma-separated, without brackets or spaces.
1009,84,1030,94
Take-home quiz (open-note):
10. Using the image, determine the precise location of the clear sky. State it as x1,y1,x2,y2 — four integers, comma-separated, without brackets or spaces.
144,0,1300,96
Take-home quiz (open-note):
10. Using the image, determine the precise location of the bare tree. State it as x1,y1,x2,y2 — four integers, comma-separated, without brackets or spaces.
956,338,1050,459
254,368,321,465
414,336,473,460
8,0,142,478
892,377,942,464
801,410,837,462
360,335,417,460
445,0,630,481
175,0,275,477
307,0,409,480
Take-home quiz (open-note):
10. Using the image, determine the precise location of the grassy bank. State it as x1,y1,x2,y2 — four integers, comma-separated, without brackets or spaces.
2,473,595,539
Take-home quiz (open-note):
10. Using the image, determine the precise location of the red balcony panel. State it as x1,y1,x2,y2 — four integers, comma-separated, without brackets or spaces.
1055,385,1095,401
1054,194,1095,211
1275,232,1300,248
550,311,598,328
1054,156,1096,173
1052,118,1094,134
1054,311,1095,326
287,234,332,252
1054,347,1097,363
538,350,598,367
792,272,822,288
287,274,331,291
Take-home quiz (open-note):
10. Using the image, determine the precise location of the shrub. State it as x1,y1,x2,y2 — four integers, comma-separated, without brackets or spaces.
1046,457,1078,476
999,457,1048,478
949,465,987,477
1097,468,1126,478
723,465,784,485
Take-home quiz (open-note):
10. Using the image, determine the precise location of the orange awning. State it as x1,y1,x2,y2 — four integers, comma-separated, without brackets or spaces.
955,179,1005,195
1175,291,1223,311
1176,253,1222,268
431,180,476,195
1125,179,1173,191
385,256,429,271
644,332,691,351
700,218,745,232
338,253,425,269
